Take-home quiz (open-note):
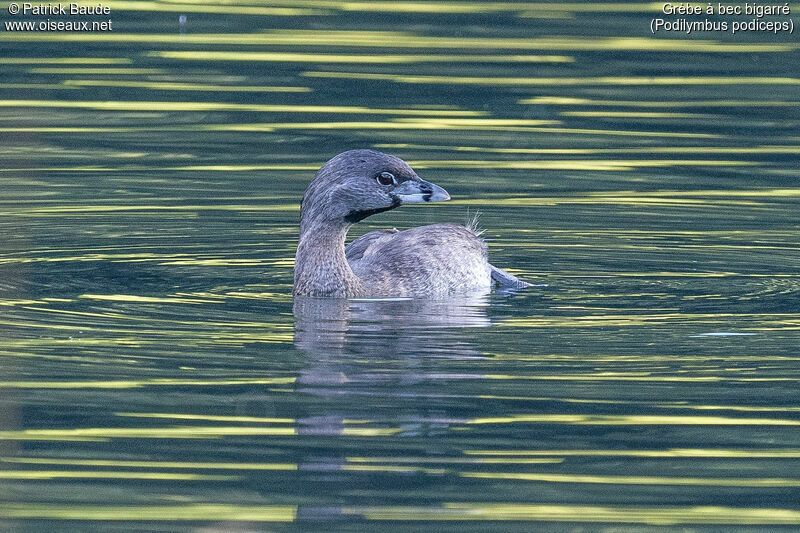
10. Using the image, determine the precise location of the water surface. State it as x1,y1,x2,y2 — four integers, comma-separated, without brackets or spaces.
1,1,800,530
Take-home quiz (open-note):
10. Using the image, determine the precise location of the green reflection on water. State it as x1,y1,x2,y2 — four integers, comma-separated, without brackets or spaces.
1,0,799,531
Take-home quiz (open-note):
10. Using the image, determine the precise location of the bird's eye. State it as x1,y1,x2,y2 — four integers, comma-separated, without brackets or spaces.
376,172,396,186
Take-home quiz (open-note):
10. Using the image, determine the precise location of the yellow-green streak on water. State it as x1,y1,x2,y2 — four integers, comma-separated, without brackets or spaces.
343,504,800,525
0,504,297,521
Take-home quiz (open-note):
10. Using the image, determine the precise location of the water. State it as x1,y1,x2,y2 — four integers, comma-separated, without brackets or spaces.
1,1,800,530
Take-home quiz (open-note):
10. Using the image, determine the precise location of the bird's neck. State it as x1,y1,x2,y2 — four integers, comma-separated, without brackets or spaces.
294,220,364,297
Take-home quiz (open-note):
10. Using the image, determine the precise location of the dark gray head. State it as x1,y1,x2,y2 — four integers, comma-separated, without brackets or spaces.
300,149,450,234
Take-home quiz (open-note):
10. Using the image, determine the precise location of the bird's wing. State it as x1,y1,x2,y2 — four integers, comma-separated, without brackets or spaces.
345,228,399,263
346,224,491,295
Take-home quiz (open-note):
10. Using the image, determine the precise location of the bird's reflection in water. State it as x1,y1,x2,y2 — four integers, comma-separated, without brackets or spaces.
293,295,492,358
292,295,493,436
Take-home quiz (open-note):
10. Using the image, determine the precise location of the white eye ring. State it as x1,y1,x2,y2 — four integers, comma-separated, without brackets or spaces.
376,172,396,186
